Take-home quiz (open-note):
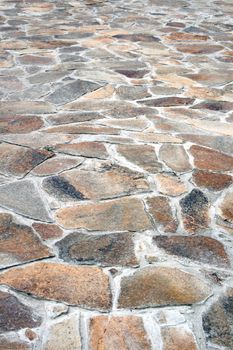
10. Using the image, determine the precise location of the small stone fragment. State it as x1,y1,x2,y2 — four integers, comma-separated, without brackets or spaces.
0,290,41,333
118,266,211,308
190,145,233,171
159,145,191,172
162,325,198,350
146,196,178,232
56,232,137,266
0,180,52,222
43,314,81,350
203,289,233,348
89,316,152,350
56,197,152,231
0,262,111,311
25,329,37,341
154,235,229,267
180,189,209,233
193,170,232,191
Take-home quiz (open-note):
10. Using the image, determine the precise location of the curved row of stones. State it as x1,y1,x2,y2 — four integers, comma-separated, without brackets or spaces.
0,0,233,349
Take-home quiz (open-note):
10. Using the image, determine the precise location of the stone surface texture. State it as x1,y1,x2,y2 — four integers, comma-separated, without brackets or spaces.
0,0,232,348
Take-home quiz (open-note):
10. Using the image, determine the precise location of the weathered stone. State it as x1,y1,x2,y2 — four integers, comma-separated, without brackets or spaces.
193,170,232,191
54,142,108,159
116,86,151,100
203,289,233,348
56,232,137,267
0,115,43,134
162,325,198,350
124,132,182,143
176,44,223,54
0,290,41,333
46,80,101,105
218,188,233,224
190,145,233,171
192,100,233,112
0,101,54,115
43,314,81,350
44,124,119,135
32,223,63,240
118,266,211,308
0,336,30,350
32,156,82,176
117,144,162,172
56,197,152,231
165,32,209,42
146,196,178,232
154,235,230,267
0,180,52,222
0,262,111,311
113,33,159,42
155,174,187,196
0,143,53,177
89,316,152,350
43,166,149,201
47,112,102,125
0,213,52,268
138,97,195,107
180,189,209,233
18,54,55,65
99,118,149,131
159,145,191,172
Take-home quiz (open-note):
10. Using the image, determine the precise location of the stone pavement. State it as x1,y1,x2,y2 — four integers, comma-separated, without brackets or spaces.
0,0,233,349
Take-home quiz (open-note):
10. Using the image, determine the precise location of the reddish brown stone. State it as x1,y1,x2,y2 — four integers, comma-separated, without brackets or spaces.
25,329,37,341
118,266,211,308
0,290,41,332
0,337,30,350
56,197,152,231
0,143,53,177
162,326,198,350
192,100,233,112
0,262,111,311
180,189,210,233
32,223,63,240
165,32,209,41
32,156,82,176
154,235,230,267
89,316,152,350
146,196,178,233
0,213,52,268
176,44,223,54
55,142,108,159
190,145,233,171
193,170,232,191
0,115,43,134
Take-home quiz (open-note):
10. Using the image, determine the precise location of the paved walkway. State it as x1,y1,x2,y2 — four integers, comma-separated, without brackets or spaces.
0,0,233,349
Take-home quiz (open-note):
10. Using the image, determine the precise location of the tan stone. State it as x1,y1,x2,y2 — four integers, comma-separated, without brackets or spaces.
218,189,233,224
159,145,191,172
162,326,198,350
44,124,119,135
56,197,152,231
82,84,114,99
43,314,81,350
32,156,83,176
89,316,152,350
155,174,187,196
55,142,108,159
118,266,211,308
125,132,182,143
0,262,111,310
165,32,209,42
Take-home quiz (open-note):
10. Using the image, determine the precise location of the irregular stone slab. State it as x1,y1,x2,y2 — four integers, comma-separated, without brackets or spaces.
0,336,30,350
218,188,233,224
190,145,233,171
0,143,53,177
203,289,233,348
159,145,191,172
113,33,160,42
165,32,209,42
44,124,119,135
32,156,82,176
116,86,151,100
118,266,211,309
0,262,111,311
18,54,55,65
56,197,152,231
138,97,195,107
0,290,41,333
47,112,102,125
176,44,223,54
0,101,55,115
98,117,149,131
43,166,149,201
115,69,149,79
180,189,209,233
146,196,178,233
56,232,137,267
32,223,63,240
154,235,230,267
46,79,101,105
0,115,43,134
55,142,108,159
192,100,233,113
117,144,162,173
162,325,198,350
43,314,81,350
125,132,182,144
155,174,187,196
193,170,232,191
0,180,52,222
0,213,52,268
89,316,152,350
